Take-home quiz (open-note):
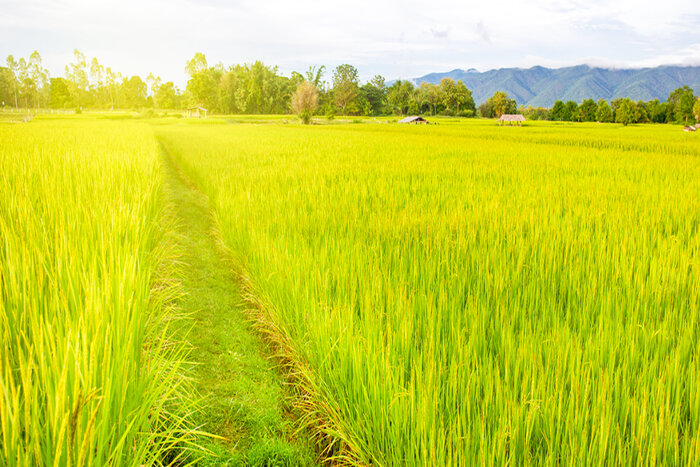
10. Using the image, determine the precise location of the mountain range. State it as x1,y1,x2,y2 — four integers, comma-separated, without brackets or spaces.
409,65,700,107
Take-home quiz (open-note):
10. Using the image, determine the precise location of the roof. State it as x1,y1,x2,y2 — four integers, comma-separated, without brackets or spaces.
187,107,208,111
499,114,526,121
399,116,428,123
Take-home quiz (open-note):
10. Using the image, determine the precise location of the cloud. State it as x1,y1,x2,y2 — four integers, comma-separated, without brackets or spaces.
430,28,450,39
2,0,700,84
475,21,491,44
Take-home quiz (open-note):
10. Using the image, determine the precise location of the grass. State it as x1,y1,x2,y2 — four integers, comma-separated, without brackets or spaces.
3,114,699,466
0,119,198,465
156,119,700,465
160,145,315,466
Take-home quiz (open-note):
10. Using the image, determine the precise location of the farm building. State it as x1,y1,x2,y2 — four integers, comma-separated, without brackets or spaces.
499,114,526,126
399,116,429,124
186,107,208,118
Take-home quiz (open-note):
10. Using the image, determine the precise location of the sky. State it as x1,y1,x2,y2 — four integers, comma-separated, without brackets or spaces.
2,0,700,86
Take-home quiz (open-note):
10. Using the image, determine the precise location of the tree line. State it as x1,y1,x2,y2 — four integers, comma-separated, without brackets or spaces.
519,87,699,125
1,50,698,125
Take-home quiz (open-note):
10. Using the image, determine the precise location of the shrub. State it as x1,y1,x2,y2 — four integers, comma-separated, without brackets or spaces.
291,82,319,125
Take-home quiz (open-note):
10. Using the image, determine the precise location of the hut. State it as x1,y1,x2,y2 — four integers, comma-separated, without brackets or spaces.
186,107,208,118
683,125,696,132
499,114,526,126
399,116,429,124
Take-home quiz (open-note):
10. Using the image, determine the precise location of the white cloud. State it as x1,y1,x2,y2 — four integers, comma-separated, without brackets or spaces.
1,0,700,84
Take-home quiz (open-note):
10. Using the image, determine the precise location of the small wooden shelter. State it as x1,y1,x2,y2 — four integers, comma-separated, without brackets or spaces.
186,107,208,118
399,116,429,124
683,125,697,132
499,114,526,126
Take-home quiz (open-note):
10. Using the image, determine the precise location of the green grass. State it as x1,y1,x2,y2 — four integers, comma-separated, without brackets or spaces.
160,146,315,466
0,119,198,466
3,115,699,466
157,119,700,466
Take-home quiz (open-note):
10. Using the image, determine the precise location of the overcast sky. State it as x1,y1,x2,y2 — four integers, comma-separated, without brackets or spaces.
2,0,700,86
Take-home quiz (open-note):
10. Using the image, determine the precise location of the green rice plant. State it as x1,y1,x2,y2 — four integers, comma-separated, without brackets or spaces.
0,119,198,466
157,120,700,466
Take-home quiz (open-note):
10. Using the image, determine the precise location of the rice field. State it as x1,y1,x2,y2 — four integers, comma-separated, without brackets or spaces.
2,116,699,466
157,120,700,465
0,119,196,466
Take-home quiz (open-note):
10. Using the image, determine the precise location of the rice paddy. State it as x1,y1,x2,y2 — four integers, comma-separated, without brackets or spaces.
2,116,699,466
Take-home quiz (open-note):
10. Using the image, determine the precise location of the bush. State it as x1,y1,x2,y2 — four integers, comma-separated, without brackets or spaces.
291,82,319,125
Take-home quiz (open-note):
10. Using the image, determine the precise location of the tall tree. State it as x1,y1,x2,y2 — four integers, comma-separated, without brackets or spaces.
65,50,89,107
439,78,457,113
185,52,208,76
90,58,106,107
360,76,386,116
28,51,48,110
488,91,515,118
454,81,475,114
154,81,181,109
578,98,597,122
49,77,72,108
668,86,696,124
387,80,414,115
418,82,441,115
0,67,15,106
439,78,474,115
185,53,222,111
332,64,360,115
121,76,147,108
615,98,638,126
647,99,667,123
551,100,566,121
565,101,579,122
304,65,325,89
595,99,613,123
6,55,19,108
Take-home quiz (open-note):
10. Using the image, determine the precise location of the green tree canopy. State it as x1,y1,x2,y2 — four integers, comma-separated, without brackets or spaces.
551,100,566,121
565,101,579,122
615,98,638,126
387,80,414,116
667,86,695,123
488,91,516,118
332,64,360,115
578,99,598,122
595,99,613,123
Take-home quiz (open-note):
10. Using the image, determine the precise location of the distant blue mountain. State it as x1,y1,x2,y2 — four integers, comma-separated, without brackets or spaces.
407,65,700,107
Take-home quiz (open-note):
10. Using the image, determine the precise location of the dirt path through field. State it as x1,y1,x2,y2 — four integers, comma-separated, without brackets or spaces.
159,143,315,466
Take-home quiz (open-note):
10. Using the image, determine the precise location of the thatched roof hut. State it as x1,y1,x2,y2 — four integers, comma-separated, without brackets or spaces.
498,114,526,126
399,116,429,124
186,107,208,118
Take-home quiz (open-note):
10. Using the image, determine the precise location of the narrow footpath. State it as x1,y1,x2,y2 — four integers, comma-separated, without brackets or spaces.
160,144,315,466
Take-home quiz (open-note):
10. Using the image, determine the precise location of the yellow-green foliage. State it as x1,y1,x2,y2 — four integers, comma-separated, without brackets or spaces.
0,120,194,466
158,120,700,466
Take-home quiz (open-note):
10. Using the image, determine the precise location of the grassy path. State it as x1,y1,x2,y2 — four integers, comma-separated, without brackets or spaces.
160,145,315,466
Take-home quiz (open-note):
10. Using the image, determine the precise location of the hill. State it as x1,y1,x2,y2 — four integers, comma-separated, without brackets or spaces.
408,65,700,106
